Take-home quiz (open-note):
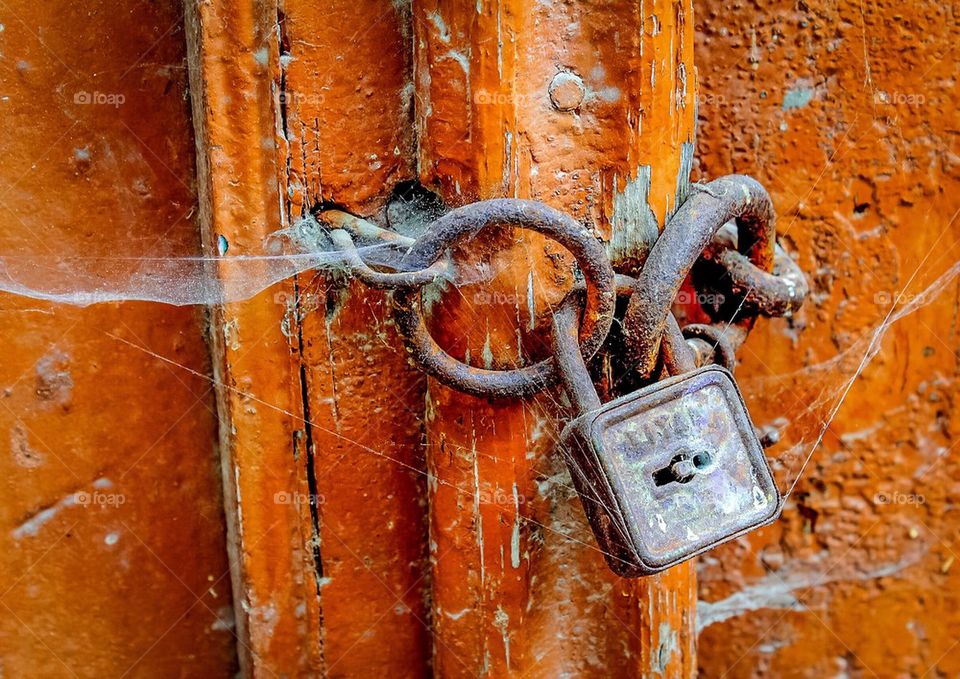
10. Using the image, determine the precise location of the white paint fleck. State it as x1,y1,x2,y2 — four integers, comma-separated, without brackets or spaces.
652,622,678,674
223,319,240,351
211,606,235,632
493,606,511,666
511,483,521,568
782,84,815,111
481,332,494,370
427,11,450,43
697,551,925,632
445,50,469,76
609,167,660,264
104,532,119,546
526,271,535,331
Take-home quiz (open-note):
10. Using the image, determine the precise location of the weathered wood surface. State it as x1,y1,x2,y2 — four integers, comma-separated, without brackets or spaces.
0,0,236,675
413,1,698,676
190,0,702,675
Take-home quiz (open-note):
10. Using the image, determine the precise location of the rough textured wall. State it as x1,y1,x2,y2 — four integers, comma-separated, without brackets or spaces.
693,0,960,676
0,1,236,675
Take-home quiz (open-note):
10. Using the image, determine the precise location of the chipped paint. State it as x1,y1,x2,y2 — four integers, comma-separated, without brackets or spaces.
698,552,924,632
782,84,815,111
609,167,660,263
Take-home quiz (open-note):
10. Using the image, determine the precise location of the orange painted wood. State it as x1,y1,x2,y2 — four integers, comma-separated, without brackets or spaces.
280,2,433,676
413,1,698,676
0,0,235,675
185,2,325,675
187,1,433,675
187,1,701,675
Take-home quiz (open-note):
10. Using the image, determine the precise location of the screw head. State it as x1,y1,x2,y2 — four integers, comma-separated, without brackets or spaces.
549,72,585,112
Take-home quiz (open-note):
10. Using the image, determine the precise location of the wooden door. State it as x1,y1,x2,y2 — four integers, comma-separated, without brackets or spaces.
185,0,699,676
6,0,957,677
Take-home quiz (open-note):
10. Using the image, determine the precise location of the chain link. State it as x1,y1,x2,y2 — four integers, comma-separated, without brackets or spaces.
315,174,808,398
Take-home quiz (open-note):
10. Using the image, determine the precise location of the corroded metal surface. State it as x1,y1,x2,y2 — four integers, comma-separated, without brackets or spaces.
392,199,616,398
554,303,781,577
623,175,796,378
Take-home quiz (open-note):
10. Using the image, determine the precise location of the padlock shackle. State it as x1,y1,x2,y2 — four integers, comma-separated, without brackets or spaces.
551,295,602,414
621,175,777,378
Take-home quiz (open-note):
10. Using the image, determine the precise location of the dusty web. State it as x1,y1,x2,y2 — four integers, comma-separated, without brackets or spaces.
3,219,960,566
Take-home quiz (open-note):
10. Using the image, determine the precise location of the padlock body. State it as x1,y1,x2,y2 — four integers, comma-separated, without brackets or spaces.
560,365,781,577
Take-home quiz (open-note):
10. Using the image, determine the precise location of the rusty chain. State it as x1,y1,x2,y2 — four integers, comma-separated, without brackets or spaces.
316,174,807,399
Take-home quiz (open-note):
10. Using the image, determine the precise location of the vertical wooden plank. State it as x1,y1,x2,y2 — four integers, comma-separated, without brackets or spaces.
278,2,433,675
0,0,235,675
185,2,325,675
413,0,697,676
188,1,432,675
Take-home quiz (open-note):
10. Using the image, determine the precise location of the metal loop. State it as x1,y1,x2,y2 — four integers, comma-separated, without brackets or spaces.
681,323,737,372
622,175,778,379
551,294,602,414
706,240,808,317
328,229,449,289
393,199,616,398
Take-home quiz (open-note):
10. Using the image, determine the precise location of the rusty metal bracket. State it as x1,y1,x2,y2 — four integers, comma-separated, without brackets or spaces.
315,174,808,399
392,199,616,398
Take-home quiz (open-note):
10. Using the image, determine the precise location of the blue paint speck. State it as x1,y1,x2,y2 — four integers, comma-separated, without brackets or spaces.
217,235,229,256
782,87,814,111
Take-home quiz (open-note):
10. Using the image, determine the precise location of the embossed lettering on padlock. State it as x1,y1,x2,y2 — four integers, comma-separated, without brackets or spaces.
559,365,781,577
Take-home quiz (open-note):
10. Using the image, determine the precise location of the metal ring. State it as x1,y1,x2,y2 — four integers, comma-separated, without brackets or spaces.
681,323,737,372
621,175,777,378
711,241,808,317
328,230,449,289
393,199,616,398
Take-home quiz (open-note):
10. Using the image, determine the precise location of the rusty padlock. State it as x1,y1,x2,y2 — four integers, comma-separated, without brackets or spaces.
551,297,781,577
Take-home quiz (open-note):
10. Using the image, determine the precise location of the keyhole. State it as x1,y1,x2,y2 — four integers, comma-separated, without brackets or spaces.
652,451,714,487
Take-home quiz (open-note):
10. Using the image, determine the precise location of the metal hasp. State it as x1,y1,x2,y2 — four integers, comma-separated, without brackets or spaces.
559,366,781,577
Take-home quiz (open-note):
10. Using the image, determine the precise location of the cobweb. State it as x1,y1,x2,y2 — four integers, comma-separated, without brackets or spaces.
2,213,959,534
